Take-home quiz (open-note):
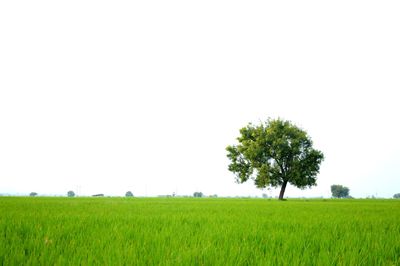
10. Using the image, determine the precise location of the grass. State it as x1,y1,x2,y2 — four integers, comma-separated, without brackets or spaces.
1,197,399,265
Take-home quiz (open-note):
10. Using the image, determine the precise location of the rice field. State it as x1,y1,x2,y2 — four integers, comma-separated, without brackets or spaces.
1,197,399,265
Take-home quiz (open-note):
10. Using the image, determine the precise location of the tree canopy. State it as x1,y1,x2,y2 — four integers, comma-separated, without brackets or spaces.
67,191,75,197
226,118,324,200
331,185,350,198
125,191,133,197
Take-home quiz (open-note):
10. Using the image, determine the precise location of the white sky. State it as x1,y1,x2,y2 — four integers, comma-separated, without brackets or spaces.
1,0,399,198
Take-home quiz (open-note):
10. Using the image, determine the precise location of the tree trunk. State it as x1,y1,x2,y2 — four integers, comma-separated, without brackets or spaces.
278,180,288,200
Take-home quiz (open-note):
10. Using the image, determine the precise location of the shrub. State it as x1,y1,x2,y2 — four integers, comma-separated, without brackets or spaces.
193,192,203,198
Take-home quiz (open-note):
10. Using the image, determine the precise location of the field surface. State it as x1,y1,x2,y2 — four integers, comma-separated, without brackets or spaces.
1,197,399,265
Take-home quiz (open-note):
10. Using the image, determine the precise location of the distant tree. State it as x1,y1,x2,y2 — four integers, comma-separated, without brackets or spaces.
331,185,350,198
125,191,133,197
67,191,75,197
29,192,38,197
92,194,104,197
226,118,324,200
393,193,400,199
193,192,203,198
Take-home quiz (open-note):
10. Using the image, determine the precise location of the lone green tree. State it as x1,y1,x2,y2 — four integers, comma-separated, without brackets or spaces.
67,190,75,197
393,193,400,199
125,191,133,197
331,185,350,198
226,118,324,200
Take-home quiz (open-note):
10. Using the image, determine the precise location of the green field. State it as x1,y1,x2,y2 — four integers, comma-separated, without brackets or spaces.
1,197,399,265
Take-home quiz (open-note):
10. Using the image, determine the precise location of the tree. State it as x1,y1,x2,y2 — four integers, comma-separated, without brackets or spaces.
125,191,133,197
29,192,38,197
193,192,203,198
67,191,75,197
331,185,350,198
393,193,400,199
226,118,324,200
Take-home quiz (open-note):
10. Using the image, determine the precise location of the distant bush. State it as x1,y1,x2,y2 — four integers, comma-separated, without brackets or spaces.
67,191,75,197
92,194,104,197
193,192,203,198
331,185,350,198
125,191,133,197
394,193,400,199
29,192,38,197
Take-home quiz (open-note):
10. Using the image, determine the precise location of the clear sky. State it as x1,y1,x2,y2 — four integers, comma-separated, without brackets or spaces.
1,1,399,198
